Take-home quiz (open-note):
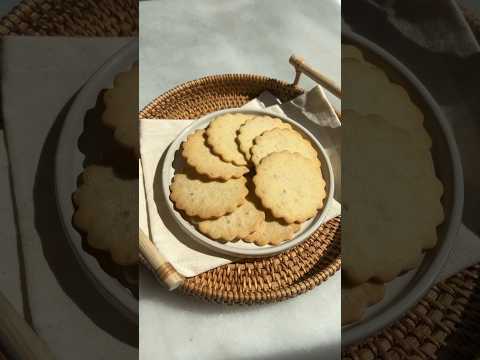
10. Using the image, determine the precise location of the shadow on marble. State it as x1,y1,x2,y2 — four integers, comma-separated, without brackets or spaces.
141,266,340,359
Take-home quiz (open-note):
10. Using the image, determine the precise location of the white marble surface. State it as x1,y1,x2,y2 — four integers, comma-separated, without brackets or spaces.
141,270,341,360
139,1,341,359
1,36,137,359
139,0,341,111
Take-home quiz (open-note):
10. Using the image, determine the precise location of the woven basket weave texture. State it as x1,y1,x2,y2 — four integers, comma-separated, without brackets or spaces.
0,0,138,36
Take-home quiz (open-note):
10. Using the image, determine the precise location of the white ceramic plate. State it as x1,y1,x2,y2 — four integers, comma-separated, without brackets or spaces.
341,31,464,346
55,40,138,323
161,108,335,258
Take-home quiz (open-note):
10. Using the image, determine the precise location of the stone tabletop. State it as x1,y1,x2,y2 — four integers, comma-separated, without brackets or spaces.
139,1,341,359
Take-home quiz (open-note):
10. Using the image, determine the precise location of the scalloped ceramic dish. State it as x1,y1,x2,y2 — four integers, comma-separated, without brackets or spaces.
161,108,335,258
341,31,463,347
55,40,138,323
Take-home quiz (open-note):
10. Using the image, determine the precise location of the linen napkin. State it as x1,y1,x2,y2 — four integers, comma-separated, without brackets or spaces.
438,223,480,281
139,86,342,280
343,0,480,57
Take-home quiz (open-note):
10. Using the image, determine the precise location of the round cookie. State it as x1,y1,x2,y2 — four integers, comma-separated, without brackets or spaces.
198,200,265,242
182,129,248,180
342,56,432,147
102,63,139,154
170,174,248,219
342,44,364,61
73,165,138,266
250,128,320,167
205,113,254,166
237,116,292,161
342,110,444,285
342,282,385,325
253,151,326,224
244,216,300,246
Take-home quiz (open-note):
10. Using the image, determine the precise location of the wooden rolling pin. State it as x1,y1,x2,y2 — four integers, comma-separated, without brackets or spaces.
139,230,184,290
0,292,54,360
289,54,341,99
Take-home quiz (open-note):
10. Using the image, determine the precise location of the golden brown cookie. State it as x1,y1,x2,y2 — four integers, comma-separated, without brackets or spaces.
197,200,265,242
73,165,137,266
244,216,300,246
250,128,320,167
342,282,385,325
253,151,326,224
102,63,139,154
342,56,431,147
182,129,249,180
342,44,364,61
237,116,292,161
342,111,444,285
205,113,253,166
169,173,248,219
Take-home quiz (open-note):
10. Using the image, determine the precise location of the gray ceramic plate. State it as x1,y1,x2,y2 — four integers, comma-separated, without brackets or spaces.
341,31,464,346
55,40,138,324
162,108,335,258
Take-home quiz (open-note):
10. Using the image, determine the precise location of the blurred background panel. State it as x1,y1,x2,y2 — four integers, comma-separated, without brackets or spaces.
0,1,138,359
342,0,480,358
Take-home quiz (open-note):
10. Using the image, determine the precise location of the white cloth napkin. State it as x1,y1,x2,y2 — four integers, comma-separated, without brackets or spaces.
139,86,342,278
438,224,480,281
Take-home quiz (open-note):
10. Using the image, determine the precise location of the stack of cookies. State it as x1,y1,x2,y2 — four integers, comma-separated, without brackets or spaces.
169,113,327,246
341,45,444,325
72,64,139,290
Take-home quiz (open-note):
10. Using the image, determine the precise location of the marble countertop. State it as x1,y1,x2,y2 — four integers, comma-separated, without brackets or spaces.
139,1,341,359
139,0,341,111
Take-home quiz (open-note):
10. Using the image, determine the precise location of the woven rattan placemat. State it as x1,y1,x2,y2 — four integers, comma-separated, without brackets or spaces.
0,0,137,36
343,264,480,359
140,74,342,303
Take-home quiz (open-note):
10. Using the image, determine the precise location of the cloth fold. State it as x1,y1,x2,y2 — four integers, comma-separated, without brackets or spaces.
139,86,342,280
438,223,480,281
346,0,480,56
